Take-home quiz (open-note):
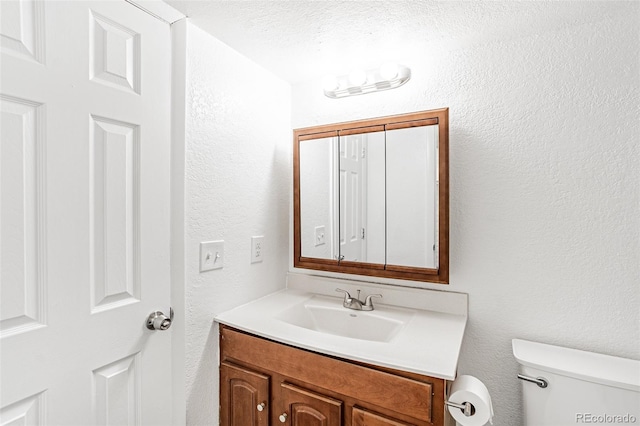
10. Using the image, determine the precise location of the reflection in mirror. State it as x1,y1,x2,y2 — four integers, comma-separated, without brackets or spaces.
338,131,385,264
299,136,337,260
386,125,438,268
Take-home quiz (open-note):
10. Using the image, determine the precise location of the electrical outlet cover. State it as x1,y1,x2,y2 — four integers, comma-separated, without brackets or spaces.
251,236,264,263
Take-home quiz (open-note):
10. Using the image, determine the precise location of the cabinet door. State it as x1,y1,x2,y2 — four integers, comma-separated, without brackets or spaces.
281,383,342,426
352,407,414,426
220,362,270,426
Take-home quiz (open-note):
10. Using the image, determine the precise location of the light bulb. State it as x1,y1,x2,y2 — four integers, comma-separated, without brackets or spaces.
322,75,339,92
348,69,367,86
380,62,399,80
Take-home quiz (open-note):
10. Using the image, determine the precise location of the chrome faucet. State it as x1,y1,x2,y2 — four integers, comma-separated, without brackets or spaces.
335,288,382,311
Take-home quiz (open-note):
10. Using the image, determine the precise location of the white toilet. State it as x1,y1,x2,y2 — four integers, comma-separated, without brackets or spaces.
512,339,640,426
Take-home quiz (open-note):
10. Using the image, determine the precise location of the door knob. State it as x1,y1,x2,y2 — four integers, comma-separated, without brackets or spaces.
279,413,288,423
146,307,173,331
257,402,266,412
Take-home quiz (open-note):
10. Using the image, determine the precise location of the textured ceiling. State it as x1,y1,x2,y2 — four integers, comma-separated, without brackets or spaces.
166,1,627,84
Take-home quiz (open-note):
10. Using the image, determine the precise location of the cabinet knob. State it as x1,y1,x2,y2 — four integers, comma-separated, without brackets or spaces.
257,402,266,412
279,413,288,423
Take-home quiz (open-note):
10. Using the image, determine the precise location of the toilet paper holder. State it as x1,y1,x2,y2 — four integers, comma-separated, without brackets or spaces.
445,400,474,417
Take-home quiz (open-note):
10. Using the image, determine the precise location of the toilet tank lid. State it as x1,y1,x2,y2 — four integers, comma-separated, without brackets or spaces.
512,339,640,392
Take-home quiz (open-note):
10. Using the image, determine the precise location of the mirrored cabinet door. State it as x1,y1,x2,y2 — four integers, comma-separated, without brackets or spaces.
338,130,386,265
299,134,338,260
385,124,438,269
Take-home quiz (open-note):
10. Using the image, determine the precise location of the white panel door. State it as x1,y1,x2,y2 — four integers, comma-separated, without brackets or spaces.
339,134,363,262
361,131,385,265
0,1,173,425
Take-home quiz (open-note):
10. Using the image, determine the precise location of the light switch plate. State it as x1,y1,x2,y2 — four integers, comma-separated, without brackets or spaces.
251,236,264,263
314,226,325,246
200,240,224,272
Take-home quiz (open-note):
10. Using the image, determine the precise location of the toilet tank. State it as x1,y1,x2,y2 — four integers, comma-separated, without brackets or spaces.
512,339,640,426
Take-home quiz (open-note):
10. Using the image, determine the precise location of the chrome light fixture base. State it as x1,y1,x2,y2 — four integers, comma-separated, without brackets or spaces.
323,64,411,99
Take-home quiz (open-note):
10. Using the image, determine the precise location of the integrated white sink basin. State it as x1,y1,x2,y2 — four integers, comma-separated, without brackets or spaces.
215,273,468,380
275,296,414,342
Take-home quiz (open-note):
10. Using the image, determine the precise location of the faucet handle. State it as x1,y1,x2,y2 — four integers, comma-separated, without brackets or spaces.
364,294,383,308
335,288,351,301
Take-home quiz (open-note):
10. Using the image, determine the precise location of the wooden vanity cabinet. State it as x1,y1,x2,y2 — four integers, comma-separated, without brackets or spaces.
219,325,451,426
352,407,414,426
281,383,342,425
220,362,270,426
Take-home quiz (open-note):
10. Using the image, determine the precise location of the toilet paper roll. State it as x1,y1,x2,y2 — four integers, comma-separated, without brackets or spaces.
447,375,494,426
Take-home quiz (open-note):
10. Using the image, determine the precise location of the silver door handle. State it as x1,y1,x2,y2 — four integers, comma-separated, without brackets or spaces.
146,307,173,331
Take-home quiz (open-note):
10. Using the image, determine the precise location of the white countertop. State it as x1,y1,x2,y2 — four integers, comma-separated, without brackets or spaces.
216,276,467,380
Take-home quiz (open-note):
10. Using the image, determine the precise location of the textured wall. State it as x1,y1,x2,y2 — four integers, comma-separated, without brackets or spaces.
184,23,291,426
292,8,639,426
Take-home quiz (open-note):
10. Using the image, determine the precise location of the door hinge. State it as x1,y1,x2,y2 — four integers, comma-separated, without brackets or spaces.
362,228,366,239
361,147,366,159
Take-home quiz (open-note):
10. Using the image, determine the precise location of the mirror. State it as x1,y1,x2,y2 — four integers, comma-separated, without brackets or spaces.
294,108,449,284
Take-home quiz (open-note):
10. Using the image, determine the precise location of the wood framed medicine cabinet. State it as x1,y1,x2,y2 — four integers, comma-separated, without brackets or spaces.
293,108,449,284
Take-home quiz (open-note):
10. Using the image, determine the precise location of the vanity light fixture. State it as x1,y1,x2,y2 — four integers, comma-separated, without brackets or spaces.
323,63,411,99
